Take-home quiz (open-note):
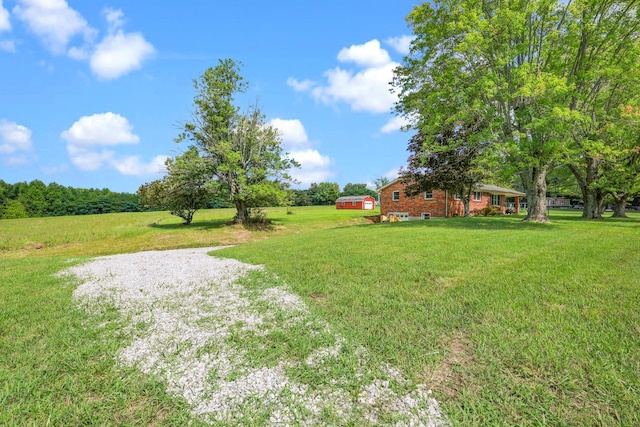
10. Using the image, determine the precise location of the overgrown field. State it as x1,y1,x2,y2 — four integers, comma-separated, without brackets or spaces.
1,207,639,426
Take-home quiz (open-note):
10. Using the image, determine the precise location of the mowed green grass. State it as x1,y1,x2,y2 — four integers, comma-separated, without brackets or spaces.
1,206,639,425
0,206,371,258
217,210,640,426
0,206,372,425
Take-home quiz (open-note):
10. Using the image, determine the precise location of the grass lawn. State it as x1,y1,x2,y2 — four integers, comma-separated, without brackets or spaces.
1,206,639,425
217,210,640,426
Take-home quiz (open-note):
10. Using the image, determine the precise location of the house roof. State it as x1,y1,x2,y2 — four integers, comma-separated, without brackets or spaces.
379,178,525,197
336,195,374,202
473,184,526,197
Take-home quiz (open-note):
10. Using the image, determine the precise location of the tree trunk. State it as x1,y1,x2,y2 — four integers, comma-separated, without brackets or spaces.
567,158,603,219
611,192,629,218
234,199,249,223
520,167,550,222
462,188,471,217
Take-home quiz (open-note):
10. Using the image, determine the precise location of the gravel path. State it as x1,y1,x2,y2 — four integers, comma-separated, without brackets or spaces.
60,247,448,426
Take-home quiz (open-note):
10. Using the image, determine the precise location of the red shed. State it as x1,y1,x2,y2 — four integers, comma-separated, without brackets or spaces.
336,195,376,210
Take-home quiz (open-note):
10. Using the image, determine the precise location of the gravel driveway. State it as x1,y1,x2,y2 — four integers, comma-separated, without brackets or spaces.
61,247,448,426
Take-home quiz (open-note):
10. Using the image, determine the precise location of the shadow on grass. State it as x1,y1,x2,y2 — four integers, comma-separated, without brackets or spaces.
366,212,640,231
369,215,557,231
149,218,277,232
148,219,228,231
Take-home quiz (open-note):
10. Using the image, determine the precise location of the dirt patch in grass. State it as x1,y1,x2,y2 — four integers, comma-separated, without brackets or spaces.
425,335,477,399
308,294,330,306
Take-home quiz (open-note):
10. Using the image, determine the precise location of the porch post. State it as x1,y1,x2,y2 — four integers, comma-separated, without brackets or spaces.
515,196,520,214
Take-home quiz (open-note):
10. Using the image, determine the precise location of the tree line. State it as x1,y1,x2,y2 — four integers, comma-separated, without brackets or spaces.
0,179,142,219
0,177,382,221
0,177,384,221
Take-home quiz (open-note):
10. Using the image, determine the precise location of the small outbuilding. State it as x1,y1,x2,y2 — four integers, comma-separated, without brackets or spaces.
336,195,376,210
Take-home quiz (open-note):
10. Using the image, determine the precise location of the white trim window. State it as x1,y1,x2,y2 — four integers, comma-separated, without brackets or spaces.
352,201,356,206
392,191,400,201
453,194,461,200
421,212,431,219
424,191,433,200
473,191,482,202
491,194,501,206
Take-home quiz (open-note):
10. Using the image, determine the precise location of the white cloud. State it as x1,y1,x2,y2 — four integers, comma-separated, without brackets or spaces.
269,117,335,185
291,39,399,114
0,119,36,166
289,148,334,185
386,35,414,55
111,154,168,176
270,118,308,146
13,0,95,54
0,119,33,154
337,39,391,67
66,144,113,171
0,0,11,32
103,8,124,33
0,39,14,52
62,112,166,176
89,23,155,80
61,112,139,146
311,61,398,113
380,116,411,133
287,77,316,92
0,1,14,52
13,3,153,80
289,148,331,169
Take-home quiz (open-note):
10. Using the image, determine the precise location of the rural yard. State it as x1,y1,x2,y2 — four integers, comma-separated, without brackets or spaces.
2,207,640,426
61,247,447,426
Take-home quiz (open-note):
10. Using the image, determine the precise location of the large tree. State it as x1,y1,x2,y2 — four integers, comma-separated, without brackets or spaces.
561,0,640,219
138,147,214,225
176,59,298,223
394,0,640,222
400,118,491,217
308,182,340,205
340,183,377,199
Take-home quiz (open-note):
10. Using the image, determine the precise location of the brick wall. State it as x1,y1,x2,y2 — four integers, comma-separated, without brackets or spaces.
380,181,499,218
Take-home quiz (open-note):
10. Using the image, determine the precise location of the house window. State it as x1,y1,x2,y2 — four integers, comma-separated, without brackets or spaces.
341,202,345,206
453,194,461,200
421,212,431,219
392,191,400,201
491,194,501,206
424,191,433,200
389,212,409,221
352,201,356,206
473,192,482,202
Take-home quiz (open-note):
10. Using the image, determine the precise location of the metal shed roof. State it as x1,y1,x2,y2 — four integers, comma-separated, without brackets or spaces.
336,195,375,202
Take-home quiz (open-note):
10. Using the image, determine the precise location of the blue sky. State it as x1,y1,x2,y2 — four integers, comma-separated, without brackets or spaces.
0,0,418,193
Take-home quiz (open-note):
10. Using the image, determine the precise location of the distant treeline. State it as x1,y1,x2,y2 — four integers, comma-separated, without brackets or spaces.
0,179,145,219
0,179,379,220
290,182,378,206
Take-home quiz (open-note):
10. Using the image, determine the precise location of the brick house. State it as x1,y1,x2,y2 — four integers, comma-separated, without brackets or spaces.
336,195,376,210
379,179,525,220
